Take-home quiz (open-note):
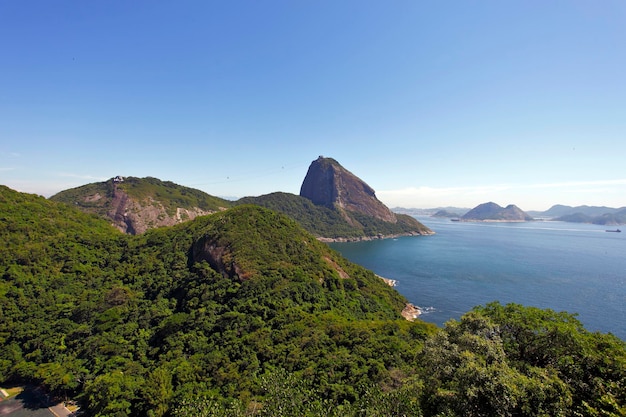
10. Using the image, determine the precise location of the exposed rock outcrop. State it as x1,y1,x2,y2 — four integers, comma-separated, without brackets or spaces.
191,235,246,280
300,156,397,223
50,177,229,234
401,304,422,321
107,186,214,234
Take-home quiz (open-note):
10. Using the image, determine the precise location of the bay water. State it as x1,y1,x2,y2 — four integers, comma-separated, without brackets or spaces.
330,217,625,340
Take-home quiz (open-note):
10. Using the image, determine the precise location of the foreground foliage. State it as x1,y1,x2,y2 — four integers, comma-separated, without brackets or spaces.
1,185,624,416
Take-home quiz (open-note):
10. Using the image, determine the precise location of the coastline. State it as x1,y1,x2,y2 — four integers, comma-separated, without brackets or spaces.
401,303,422,321
376,274,397,287
376,274,422,322
332,216,626,339
322,231,434,324
317,230,434,243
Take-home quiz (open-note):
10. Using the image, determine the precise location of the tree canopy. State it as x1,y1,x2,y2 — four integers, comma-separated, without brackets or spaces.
1,185,624,416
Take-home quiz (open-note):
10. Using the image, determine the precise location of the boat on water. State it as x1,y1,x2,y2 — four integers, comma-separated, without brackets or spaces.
605,229,621,233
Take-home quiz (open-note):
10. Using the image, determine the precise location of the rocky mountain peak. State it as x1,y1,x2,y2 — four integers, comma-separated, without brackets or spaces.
299,156,396,223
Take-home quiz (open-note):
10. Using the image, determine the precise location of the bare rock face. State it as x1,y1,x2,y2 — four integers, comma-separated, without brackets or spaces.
191,235,245,280
300,156,397,223
104,186,214,234
401,304,422,321
50,177,228,235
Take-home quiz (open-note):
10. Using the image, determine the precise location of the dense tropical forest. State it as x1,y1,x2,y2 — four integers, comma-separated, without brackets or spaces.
1,185,625,416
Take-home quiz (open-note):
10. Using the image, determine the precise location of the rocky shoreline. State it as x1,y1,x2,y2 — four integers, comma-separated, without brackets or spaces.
401,304,422,321
376,275,423,322
317,230,434,243
321,237,433,322
376,275,397,287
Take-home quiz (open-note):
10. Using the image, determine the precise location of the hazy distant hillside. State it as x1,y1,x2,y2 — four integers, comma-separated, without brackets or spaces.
393,207,470,216
555,212,594,223
555,207,626,225
432,209,464,218
539,204,621,218
532,204,626,225
593,208,626,225
50,176,231,234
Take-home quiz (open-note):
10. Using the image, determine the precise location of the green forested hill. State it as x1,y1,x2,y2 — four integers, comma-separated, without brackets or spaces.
236,192,362,238
237,192,432,239
0,186,431,415
50,176,232,215
1,185,624,417
49,175,431,239
49,176,232,234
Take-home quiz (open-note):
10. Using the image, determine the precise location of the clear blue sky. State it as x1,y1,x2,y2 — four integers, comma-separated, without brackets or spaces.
2,1,625,211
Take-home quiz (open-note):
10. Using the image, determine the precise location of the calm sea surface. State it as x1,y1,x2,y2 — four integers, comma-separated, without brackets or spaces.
330,217,626,341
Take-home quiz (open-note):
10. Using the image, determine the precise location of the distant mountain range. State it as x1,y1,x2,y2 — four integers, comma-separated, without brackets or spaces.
395,203,532,222
530,204,622,218
395,203,626,225
393,207,470,216
551,207,626,225
527,205,626,225
50,157,432,239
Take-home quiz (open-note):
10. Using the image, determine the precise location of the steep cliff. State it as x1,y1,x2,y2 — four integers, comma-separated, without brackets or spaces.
300,156,396,223
238,157,432,239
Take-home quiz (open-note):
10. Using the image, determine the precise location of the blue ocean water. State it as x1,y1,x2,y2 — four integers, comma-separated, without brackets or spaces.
330,217,626,340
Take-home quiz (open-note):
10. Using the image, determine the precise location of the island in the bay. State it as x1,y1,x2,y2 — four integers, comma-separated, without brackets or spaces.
458,201,533,222
422,203,626,225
